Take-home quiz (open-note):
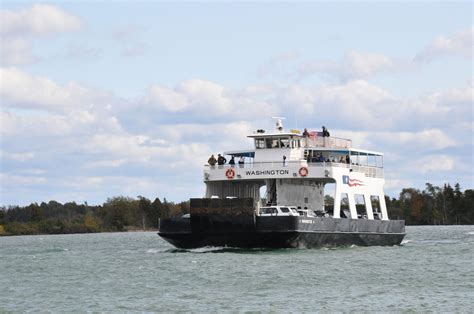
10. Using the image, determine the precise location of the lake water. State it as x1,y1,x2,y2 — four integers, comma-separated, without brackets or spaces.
1,226,473,312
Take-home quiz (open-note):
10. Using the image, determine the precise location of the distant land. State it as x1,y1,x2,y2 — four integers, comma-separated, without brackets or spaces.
0,183,472,236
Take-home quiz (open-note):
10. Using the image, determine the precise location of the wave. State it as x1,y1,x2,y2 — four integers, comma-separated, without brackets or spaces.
465,231,474,235
161,246,293,254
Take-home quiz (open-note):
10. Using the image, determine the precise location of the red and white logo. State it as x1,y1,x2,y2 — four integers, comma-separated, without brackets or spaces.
342,175,364,187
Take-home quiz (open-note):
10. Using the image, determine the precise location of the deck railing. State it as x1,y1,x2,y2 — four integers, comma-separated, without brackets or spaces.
303,136,352,149
205,160,383,178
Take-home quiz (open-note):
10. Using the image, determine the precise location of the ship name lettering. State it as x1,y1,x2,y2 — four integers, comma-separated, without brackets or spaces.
244,170,290,176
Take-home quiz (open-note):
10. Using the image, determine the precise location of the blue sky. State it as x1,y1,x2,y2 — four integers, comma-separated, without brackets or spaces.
1,1,473,206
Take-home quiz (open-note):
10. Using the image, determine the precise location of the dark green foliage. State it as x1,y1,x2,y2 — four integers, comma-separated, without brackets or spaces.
386,183,474,225
0,195,190,236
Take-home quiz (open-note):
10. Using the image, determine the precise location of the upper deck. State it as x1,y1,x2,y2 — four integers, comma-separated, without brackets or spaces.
204,158,384,182
206,125,384,182
248,130,352,150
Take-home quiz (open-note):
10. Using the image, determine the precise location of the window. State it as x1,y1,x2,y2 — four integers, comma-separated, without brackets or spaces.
266,138,275,149
261,207,276,214
255,138,265,149
280,138,290,148
355,194,368,219
371,196,382,219
340,193,350,218
280,207,290,213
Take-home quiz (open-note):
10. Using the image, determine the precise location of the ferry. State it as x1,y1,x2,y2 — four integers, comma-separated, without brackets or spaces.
158,118,406,248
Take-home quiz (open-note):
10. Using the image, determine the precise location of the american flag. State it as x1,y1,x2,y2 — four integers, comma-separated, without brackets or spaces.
342,175,364,187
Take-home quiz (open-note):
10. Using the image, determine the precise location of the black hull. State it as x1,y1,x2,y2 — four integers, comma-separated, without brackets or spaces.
159,216,406,249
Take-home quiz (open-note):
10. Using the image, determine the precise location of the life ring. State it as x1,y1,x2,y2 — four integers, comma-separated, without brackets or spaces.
299,167,308,177
225,168,235,179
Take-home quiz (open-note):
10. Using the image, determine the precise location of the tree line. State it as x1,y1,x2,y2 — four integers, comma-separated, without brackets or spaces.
0,182,472,236
386,183,473,225
0,196,189,236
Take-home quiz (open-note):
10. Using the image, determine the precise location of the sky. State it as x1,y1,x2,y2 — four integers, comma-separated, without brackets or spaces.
0,1,473,206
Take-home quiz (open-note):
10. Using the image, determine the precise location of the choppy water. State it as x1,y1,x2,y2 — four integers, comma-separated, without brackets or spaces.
1,226,473,312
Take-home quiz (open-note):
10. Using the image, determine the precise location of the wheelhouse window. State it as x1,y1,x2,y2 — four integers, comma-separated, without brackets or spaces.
265,138,275,148
255,137,294,149
280,138,290,148
255,138,265,149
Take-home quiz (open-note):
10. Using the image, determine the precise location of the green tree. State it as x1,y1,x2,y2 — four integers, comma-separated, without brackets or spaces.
103,196,136,231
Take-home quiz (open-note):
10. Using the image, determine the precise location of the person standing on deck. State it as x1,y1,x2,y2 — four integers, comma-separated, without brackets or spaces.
208,154,217,166
229,156,235,166
217,154,227,166
302,128,310,147
322,126,330,147
238,156,245,167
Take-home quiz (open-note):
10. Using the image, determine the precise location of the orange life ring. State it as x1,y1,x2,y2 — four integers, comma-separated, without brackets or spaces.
225,168,235,179
299,167,308,177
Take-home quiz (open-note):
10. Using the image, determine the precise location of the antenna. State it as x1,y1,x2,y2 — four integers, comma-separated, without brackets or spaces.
271,116,286,132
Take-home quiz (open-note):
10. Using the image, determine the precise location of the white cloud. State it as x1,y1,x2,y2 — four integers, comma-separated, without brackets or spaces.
0,150,35,162
0,67,116,112
284,27,472,82
142,79,276,119
0,173,47,186
0,4,81,36
276,80,397,129
0,37,37,65
0,4,82,65
380,129,456,150
384,178,414,192
414,155,455,174
415,26,474,62
332,128,456,153
1,67,85,109
297,51,409,81
340,51,395,80
145,85,189,112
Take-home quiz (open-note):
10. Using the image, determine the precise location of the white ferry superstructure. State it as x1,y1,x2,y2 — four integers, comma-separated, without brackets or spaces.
158,119,405,248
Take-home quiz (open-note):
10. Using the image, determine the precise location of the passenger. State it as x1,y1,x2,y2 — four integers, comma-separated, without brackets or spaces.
208,154,217,166
217,154,227,165
322,126,330,147
346,154,350,164
302,128,310,147
283,155,287,166
340,156,345,163
229,156,235,166
316,153,321,162
238,156,245,165
318,153,324,162
322,126,330,137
